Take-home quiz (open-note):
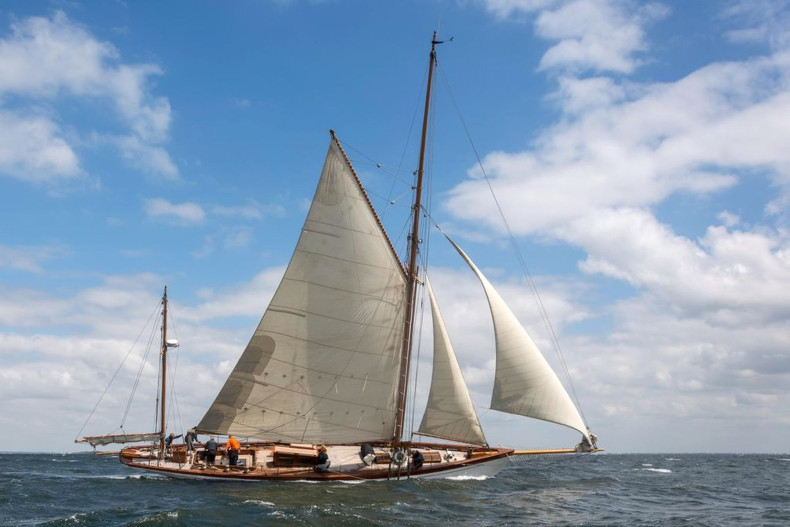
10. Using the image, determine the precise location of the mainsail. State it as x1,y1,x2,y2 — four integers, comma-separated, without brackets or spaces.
447,237,590,440
198,136,408,444
418,278,487,446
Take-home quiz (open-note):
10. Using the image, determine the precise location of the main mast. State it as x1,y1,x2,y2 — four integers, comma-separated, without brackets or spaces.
394,33,440,440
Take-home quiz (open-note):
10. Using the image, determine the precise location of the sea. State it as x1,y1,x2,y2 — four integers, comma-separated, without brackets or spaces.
1,453,788,526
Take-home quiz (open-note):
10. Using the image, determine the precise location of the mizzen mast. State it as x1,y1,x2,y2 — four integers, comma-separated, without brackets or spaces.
158,286,168,458
394,32,441,441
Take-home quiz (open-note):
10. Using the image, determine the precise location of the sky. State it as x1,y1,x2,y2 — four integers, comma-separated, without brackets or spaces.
1,0,788,454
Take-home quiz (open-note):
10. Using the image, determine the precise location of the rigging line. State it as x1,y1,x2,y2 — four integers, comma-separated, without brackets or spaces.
407,71,439,442
391,62,431,206
122,309,159,428
75,299,161,440
409,95,438,441
167,305,184,436
436,64,588,427
341,149,411,186
154,333,163,436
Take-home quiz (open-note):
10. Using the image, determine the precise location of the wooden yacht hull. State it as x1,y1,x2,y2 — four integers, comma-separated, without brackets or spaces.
119,442,514,482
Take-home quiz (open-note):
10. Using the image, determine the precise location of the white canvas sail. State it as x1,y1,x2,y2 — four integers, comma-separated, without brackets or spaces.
447,237,589,440
77,432,161,447
417,278,487,446
198,136,408,444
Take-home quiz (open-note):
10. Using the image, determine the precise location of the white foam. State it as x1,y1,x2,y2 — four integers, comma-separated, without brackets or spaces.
243,500,275,507
642,468,671,473
446,475,490,481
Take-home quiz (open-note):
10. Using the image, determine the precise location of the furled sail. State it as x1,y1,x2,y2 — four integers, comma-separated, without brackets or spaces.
418,278,487,446
447,237,589,440
76,432,160,447
198,135,408,444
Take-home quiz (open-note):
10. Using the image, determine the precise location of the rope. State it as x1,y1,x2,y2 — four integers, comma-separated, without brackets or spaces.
122,308,159,427
75,299,161,441
435,64,589,428
167,304,183,437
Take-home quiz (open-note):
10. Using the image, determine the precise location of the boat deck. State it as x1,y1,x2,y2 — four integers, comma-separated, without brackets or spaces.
120,442,515,481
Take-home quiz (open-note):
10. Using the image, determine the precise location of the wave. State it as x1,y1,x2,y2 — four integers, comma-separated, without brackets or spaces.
641,468,672,473
243,500,276,507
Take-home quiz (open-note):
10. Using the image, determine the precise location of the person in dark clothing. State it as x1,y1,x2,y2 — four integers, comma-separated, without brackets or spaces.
185,428,199,452
205,436,218,465
315,445,331,472
165,432,181,448
411,450,424,470
164,432,181,458
359,443,375,466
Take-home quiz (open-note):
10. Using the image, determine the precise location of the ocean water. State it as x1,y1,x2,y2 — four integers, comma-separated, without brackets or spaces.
1,453,788,526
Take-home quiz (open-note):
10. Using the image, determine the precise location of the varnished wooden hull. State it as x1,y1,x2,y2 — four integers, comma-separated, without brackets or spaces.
119,442,514,482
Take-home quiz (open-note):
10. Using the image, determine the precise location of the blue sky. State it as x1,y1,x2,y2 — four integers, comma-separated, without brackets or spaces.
1,0,789,453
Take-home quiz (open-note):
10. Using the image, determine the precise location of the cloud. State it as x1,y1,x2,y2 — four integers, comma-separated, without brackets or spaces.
477,0,557,19
0,244,63,273
0,271,278,451
446,52,790,236
477,0,669,73
721,0,790,50
211,203,263,219
441,0,790,451
144,198,205,225
565,208,790,316
210,201,286,219
0,11,176,184
0,109,80,182
535,0,668,74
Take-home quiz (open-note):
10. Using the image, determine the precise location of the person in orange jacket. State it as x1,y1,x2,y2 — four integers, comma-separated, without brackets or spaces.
225,435,241,466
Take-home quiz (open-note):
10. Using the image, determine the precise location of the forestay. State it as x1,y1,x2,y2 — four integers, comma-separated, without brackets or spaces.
447,237,590,440
418,278,487,446
198,137,408,444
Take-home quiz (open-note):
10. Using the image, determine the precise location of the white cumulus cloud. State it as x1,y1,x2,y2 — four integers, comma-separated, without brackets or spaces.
0,11,177,185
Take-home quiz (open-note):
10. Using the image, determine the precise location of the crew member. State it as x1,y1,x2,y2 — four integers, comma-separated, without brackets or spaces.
205,436,218,466
315,445,331,472
225,435,241,466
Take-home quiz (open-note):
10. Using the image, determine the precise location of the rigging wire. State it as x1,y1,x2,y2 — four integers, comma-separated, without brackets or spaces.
166,304,184,436
122,309,159,428
407,76,438,443
436,64,589,428
75,299,161,440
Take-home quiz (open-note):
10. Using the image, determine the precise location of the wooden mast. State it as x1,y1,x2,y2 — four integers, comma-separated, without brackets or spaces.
394,32,439,440
158,286,168,458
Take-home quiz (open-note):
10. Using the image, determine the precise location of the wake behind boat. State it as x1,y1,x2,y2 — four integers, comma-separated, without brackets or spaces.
77,33,599,481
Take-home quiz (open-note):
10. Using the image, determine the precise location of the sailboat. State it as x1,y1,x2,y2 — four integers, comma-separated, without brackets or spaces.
77,33,598,480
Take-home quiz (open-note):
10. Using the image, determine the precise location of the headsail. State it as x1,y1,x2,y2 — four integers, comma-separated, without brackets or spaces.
197,135,408,444
446,236,590,440
417,278,487,446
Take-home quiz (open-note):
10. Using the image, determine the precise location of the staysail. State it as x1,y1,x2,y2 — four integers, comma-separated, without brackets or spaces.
198,135,408,444
417,278,487,446
447,237,590,440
